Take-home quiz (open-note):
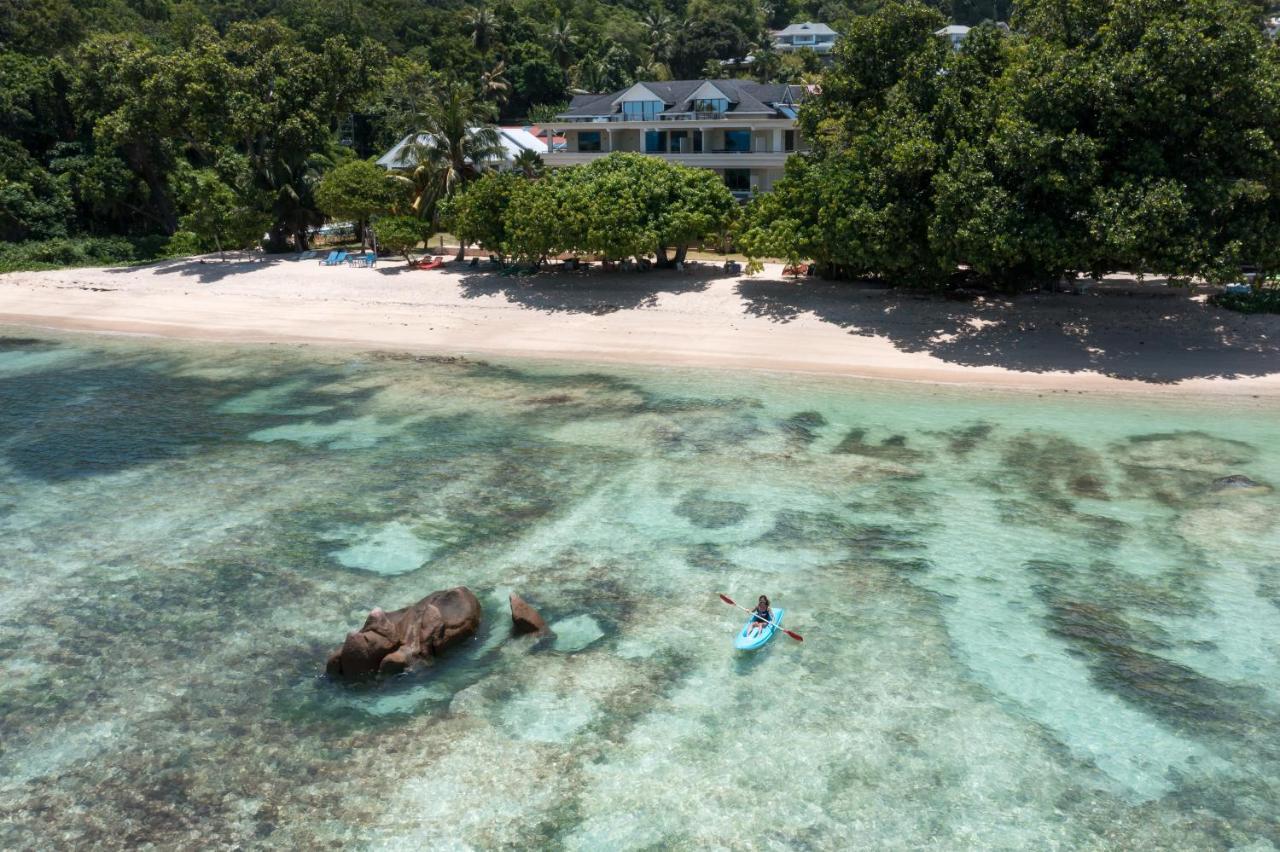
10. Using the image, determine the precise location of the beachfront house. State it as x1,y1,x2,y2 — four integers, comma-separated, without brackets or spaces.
544,80,808,199
772,22,839,55
376,126,546,171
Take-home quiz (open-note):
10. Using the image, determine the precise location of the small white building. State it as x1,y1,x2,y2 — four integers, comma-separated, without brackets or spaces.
771,22,839,55
936,24,972,49
376,126,546,171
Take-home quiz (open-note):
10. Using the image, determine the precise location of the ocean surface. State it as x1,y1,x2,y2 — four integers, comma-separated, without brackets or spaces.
1,329,1278,850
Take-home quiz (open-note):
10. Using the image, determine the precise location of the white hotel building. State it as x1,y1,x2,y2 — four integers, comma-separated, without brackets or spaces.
544,79,810,198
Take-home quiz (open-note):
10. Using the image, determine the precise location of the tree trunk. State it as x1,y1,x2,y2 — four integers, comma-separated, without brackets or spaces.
673,244,688,264
132,147,179,235
455,239,467,262
656,246,671,267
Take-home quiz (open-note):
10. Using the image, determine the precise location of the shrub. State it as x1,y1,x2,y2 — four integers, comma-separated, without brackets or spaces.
1210,287,1280,314
0,235,170,272
373,216,431,263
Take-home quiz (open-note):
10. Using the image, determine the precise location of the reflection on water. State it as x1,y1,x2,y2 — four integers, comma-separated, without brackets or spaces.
0,331,1278,848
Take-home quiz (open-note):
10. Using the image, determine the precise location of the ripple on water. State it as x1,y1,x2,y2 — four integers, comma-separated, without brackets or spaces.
2,332,1280,848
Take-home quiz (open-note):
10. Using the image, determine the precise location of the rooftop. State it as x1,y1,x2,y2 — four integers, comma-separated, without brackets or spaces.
772,22,837,37
558,80,805,122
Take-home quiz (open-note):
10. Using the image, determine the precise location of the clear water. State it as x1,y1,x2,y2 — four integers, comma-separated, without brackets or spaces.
1,330,1278,849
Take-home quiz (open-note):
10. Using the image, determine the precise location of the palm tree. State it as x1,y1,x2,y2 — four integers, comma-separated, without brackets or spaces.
258,149,333,251
511,148,544,178
548,17,576,71
642,8,674,64
573,56,607,93
751,40,781,84
392,81,505,258
465,5,495,51
480,60,511,105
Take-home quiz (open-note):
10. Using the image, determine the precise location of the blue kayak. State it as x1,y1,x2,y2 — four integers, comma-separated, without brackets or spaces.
734,608,785,651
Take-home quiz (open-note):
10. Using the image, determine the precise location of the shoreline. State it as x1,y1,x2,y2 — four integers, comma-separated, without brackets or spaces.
4,256,1280,398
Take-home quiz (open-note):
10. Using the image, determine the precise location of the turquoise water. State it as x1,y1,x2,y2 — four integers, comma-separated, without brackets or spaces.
1,330,1278,849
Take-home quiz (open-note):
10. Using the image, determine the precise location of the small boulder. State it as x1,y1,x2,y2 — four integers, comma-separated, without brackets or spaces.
326,586,481,679
1210,474,1271,495
510,593,551,637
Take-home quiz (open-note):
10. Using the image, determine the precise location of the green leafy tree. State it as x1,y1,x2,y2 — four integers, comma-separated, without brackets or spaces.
178,169,268,259
315,159,398,247
0,138,71,241
441,170,521,262
503,153,736,266
374,214,431,262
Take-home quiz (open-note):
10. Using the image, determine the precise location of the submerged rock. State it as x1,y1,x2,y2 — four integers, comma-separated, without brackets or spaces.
1210,474,1271,495
325,586,481,679
509,593,552,637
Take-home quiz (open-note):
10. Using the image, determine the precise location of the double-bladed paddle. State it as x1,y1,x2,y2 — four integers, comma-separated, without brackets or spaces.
718,593,804,642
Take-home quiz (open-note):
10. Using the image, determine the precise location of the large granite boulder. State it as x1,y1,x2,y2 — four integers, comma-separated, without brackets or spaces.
326,586,481,678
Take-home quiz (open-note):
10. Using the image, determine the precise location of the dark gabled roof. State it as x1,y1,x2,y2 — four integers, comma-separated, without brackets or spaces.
561,80,806,119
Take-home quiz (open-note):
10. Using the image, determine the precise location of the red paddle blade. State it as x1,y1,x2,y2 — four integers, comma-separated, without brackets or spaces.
718,593,737,606
783,629,804,642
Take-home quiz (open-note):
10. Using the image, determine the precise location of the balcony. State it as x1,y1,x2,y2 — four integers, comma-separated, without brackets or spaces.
554,111,781,124
545,150,791,167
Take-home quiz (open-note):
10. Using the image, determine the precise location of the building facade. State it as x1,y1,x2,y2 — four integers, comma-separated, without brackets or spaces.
544,80,808,199
771,22,838,54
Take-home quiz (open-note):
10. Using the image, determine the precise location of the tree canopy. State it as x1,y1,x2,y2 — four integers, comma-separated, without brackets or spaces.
743,0,1280,287
495,153,737,266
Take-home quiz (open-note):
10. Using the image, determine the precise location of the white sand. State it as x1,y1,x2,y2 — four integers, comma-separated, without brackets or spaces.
3,254,1280,395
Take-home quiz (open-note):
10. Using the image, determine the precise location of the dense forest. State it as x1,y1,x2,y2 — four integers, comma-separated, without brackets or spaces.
0,0,979,260
3,0,1279,290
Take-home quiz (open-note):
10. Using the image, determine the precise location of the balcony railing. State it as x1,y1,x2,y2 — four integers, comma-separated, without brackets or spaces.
554,111,787,123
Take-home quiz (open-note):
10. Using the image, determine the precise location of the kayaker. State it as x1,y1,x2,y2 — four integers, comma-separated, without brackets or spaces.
748,595,773,634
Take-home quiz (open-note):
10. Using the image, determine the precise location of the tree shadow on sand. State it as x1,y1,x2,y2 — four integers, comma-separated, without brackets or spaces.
106,254,306,284
452,266,725,315
735,278,1280,383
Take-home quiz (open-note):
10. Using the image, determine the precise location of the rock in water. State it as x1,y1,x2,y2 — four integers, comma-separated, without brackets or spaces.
509,593,551,636
1210,474,1271,495
326,587,481,679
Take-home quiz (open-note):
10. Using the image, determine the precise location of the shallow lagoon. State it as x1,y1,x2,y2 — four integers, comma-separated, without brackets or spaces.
0,330,1278,849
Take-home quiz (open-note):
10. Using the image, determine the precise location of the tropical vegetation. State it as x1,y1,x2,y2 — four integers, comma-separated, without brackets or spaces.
446,153,737,266
741,0,1280,289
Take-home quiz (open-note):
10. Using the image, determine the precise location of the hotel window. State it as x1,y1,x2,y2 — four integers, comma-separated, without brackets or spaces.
723,169,751,192
621,100,662,121
644,130,667,153
578,131,602,152
692,98,728,115
724,130,750,152
784,130,795,152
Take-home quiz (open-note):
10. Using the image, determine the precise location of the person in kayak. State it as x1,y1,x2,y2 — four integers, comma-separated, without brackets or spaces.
748,595,773,634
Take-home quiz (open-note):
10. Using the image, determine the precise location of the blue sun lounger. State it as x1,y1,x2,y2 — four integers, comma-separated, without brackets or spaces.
320,250,347,266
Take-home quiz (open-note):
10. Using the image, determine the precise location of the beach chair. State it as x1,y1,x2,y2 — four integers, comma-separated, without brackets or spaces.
321,250,347,266
318,250,339,265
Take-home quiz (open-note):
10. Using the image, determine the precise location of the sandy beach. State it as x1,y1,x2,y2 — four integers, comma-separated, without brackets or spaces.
3,254,1280,395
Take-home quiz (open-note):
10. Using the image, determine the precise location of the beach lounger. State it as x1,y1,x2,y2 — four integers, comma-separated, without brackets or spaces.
318,250,339,265
413,256,444,270
320,250,347,266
